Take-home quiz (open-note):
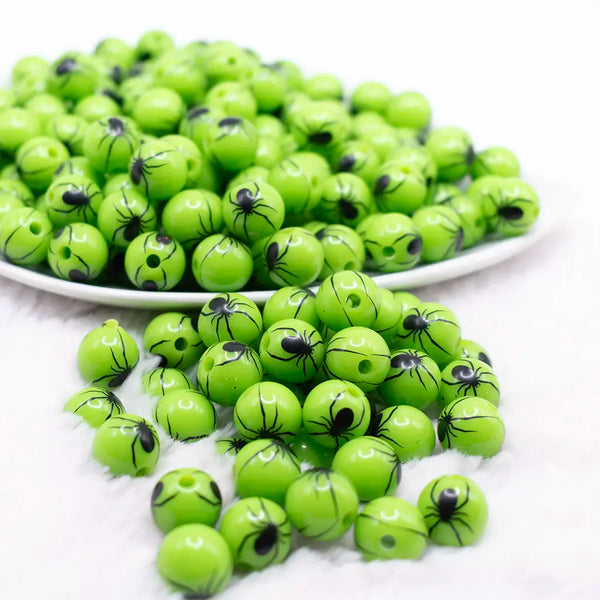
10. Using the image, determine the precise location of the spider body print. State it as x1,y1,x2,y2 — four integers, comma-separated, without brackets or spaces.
129,149,169,195
439,358,500,407
46,176,103,226
262,286,319,329
63,386,124,427
318,173,375,227
216,436,248,457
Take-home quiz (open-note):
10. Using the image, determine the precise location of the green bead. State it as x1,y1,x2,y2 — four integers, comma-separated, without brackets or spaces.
317,173,375,227
0,178,34,204
131,87,184,136
249,66,286,113
350,111,386,137
444,194,486,249
26,94,67,129
396,127,422,148
151,468,222,533
47,114,88,155
385,92,431,130
373,288,402,344
360,213,422,272
142,368,193,398
305,74,343,101
55,156,101,183
428,182,462,205
204,42,255,85
324,327,390,391
316,270,381,331
103,173,134,195
234,381,302,441
255,114,286,140
0,89,16,111
394,302,461,368
440,358,500,408
386,146,437,186
331,436,400,501
219,497,291,570
153,52,205,105
259,319,324,383
154,389,217,442
289,100,350,153
460,339,492,366
273,60,304,91
83,116,140,173
466,174,504,206
93,414,159,476
314,224,365,278
289,428,334,467
262,287,320,329
179,105,226,148
157,524,232,596
192,234,253,292
471,146,520,179
373,162,427,214
302,379,370,448
357,123,399,161
136,30,175,61
12,74,47,105
45,175,103,226
74,95,121,123
254,136,283,169
124,232,186,291
12,56,49,85
374,405,436,461
48,53,100,101
285,468,358,540
16,136,70,193
0,193,24,224
205,81,257,121
0,207,52,265
249,236,272,289
263,227,324,288
438,396,505,457
351,82,391,114
281,90,311,125
234,439,301,505
197,341,263,406
412,205,464,262
227,165,270,191
120,74,154,115
425,126,474,182
204,116,258,171
333,140,381,187
393,291,421,316
63,386,124,427
97,189,157,248
355,497,427,560
418,474,488,546
143,312,203,370
95,37,135,71
161,134,204,188
216,437,247,457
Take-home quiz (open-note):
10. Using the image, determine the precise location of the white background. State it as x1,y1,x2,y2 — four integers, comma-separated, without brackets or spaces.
1,1,600,598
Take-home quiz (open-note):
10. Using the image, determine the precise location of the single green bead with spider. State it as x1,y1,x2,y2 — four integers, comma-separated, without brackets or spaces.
48,53,100,101
418,474,488,547
412,205,464,262
427,182,462,205
333,140,381,187
63,386,125,427
151,468,222,533
47,114,88,156
262,287,320,329
355,496,428,560
16,136,70,193
219,496,292,571
439,358,500,408
83,116,141,173
205,81,257,121
317,172,375,228
0,207,52,265
385,145,438,187
142,368,193,398
95,37,136,71
216,437,248,457
385,92,431,130
373,161,428,215
45,174,103,227
305,74,344,101
289,100,350,153
425,126,474,182
460,339,492,366
313,223,365,278
136,30,175,61
471,146,520,179
351,82,392,114
205,116,258,172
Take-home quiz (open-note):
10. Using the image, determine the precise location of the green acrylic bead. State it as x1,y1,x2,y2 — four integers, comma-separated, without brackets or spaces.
386,146,437,187
355,496,428,560
393,291,421,316
425,126,474,182
460,339,492,366
254,136,283,169
262,287,319,329
129,140,187,202
438,396,505,457
418,474,488,547
95,37,135,71
24,94,65,130
151,468,221,533
0,207,52,265
16,136,70,193
153,53,205,105
285,467,359,540
412,205,464,262
331,436,400,501
0,193,24,224
273,60,304,91
373,288,403,344
12,74,47,105
317,173,375,228
234,438,301,505
227,165,270,191
471,146,520,179
314,224,365,278
47,114,88,156
63,386,124,427
396,127,424,148
161,134,205,188
55,156,101,183
324,326,390,391
192,234,253,292
45,175,103,226
259,319,324,383
197,341,263,406
219,497,291,570
216,437,247,457
350,111,386,137
249,66,286,113
124,232,186,291
142,368,193,398
333,140,381,186
385,92,431,130
83,116,140,173
74,95,121,123
374,405,436,461
234,381,302,441
48,53,100,101
178,105,226,148
93,414,159,477
0,179,34,205
305,74,343,101
143,312,203,370
255,114,286,140
289,429,334,467
204,41,255,85
250,236,273,289
157,524,232,596
136,30,175,61
440,358,500,408
428,182,462,205
373,162,427,215
132,87,184,136
357,123,398,161
103,173,134,195
12,56,49,85
289,100,350,152
351,82,391,114
204,116,258,172
302,379,370,449
154,389,216,442
315,270,381,331
444,194,486,249
120,74,154,115
205,81,257,121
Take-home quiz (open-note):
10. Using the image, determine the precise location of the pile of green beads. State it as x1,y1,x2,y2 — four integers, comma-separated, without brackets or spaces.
1,32,540,291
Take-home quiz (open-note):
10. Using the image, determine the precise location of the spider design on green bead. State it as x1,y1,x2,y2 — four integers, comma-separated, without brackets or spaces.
106,191,155,245
72,388,124,419
265,238,295,285
52,179,101,222
96,117,139,170
267,325,323,377
201,293,262,340
442,359,499,397
129,148,174,196
107,415,159,469
385,350,440,389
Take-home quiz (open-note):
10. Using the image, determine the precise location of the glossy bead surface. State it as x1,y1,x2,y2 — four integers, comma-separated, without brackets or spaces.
262,287,319,329
0,108,42,154
444,194,486,249
289,100,350,153
48,114,88,155
45,175,103,226
216,437,247,457
178,104,225,148
425,126,474,182
373,162,427,215
16,136,70,193
0,194,24,224
460,339,492,366
83,116,140,173
0,207,52,265
48,53,99,101
289,429,334,467
205,81,257,121
153,52,206,105
205,116,258,171
63,386,124,427
333,140,381,186
74,95,121,123
385,91,431,130
373,288,403,344
141,368,193,398
133,87,184,136
318,172,375,228
305,74,343,101
439,358,500,408
471,146,520,179
314,224,365,278
412,205,464,262
351,82,391,114
154,389,216,442
161,134,205,188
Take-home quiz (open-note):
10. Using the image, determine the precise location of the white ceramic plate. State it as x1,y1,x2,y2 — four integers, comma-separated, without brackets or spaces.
0,205,555,308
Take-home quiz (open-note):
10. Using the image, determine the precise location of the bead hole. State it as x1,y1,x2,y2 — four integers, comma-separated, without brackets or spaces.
382,246,395,257
344,261,355,270
358,360,372,374
178,474,195,488
136,468,149,477
380,535,396,549
60,246,71,260
346,293,361,308
174,337,188,351
146,254,160,268
29,222,42,235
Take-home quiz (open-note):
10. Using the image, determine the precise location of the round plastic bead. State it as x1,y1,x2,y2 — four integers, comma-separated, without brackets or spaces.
467,174,504,206
438,396,505,457
48,223,109,282
157,524,232,597
219,497,292,570
77,319,139,387
0,207,52,265
55,156,101,183
471,146,520,179
151,468,222,533
357,123,399,161
460,339,492,366
142,368,193,398
0,108,41,155
393,291,421,317
103,173,135,195
158,134,202,188
317,173,375,228
205,116,258,171
253,136,282,169
439,358,500,408
444,194,486,249
333,140,381,186
263,227,324,288
136,30,175,61
385,92,431,130
63,386,124,427
192,234,253,292
355,496,428,560
0,179,34,204
204,42,255,85
249,65,286,113
154,389,217,442
205,81,257,121
216,437,247,457
254,115,286,141
289,100,350,152
92,414,159,476
425,126,474,182
273,60,304,91
373,405,436,461
74,95,121,123
331,436,400,501
372,288,403,344
373,162,427,215
45,175,103,226
418,474,488,547
197,341,263,406
263,287,319,329
428,182,462,205
131,87,184,136
285,467,359,540
153,52,205,105
305,74,343,101
289,429,334,467
351,82,391,114
124,232,185,291
324,326,390,391
178,104,226,148
16,136,70,193
302,379,370,448
143,312,203,370
0,193,24,224
227,166,270,192
234,438,301,505
47,53,100,101
95,37,135,71
83,116,140,173
129,140,186,202
412,205,464,262
313,224,365,278
47,114,88,155
259,318,324,383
